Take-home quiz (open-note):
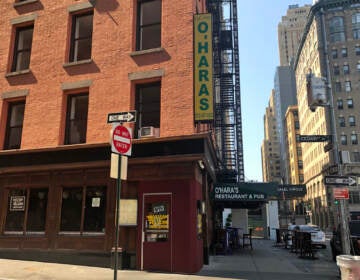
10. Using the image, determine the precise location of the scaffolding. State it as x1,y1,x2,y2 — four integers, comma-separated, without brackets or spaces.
207,0,244,182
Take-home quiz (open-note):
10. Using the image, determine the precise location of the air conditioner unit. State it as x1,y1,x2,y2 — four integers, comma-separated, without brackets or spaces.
139,126,160,138
340,150,351,164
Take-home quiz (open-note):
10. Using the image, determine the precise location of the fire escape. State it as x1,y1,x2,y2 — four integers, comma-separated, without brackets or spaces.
207,0,244,182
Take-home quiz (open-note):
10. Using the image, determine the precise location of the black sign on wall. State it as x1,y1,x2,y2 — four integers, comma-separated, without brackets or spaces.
298,135,332,142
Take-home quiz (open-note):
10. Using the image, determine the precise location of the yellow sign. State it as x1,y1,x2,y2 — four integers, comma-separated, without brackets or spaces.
194,14,214,121
146,214,169,230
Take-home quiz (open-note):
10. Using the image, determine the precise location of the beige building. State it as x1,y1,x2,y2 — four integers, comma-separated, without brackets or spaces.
285,106,304,185
294,0,360,229
278,4,311,66
261,90,281,183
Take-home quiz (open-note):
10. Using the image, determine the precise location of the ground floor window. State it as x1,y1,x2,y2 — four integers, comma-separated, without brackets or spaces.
5,188,48,234
60,186,106,234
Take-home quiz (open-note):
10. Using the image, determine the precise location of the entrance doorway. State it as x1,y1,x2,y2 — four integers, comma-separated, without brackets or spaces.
141,193,172,271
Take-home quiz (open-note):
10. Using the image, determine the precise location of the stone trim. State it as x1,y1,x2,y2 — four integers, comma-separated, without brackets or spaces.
68,1,96,13
128,69,165,81
2,89,29,100
10,14,37,25
130,47,165,57
61,80,93,91
5,69,31,78
63,59,93,68
13,0,38,8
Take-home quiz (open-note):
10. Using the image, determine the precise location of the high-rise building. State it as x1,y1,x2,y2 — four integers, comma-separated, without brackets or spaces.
261,90,281,183
278,4,311,66
294,0,360,229
0,0,220,273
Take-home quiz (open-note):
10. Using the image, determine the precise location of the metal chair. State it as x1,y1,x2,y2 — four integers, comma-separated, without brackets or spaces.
243,228,253,250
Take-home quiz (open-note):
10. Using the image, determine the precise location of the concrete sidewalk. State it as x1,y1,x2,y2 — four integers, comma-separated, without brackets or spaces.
0,239,339,280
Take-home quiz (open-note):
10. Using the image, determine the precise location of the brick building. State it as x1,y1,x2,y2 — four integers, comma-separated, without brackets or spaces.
0,0,217,273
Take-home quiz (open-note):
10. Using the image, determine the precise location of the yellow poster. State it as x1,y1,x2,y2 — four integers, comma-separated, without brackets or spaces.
194,14,214,121
146,214,169,230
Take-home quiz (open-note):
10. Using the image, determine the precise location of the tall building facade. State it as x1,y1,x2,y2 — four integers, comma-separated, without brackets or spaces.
294,0,360,229
261,90,281,183
273,66,297,184
0,0,218,273
278,4,311,66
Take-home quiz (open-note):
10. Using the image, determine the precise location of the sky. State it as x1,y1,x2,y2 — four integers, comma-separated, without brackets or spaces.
238,0,312,182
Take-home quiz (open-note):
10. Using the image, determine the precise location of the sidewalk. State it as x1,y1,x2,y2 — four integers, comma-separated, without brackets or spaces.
0,239,339,280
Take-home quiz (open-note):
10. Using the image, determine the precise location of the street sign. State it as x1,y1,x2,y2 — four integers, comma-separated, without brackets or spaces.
111,124,132,156
107,111,136,123
333,188,349,199
325,175,356,186
298,135,332,142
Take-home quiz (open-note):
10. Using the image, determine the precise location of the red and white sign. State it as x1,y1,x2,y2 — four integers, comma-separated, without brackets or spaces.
111,124,132,156
333,188,349,199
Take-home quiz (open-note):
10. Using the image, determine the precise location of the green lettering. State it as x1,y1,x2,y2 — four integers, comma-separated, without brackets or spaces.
198,22,208,33
198,56,209,67
198,84,209,96
200,98,209,110
198,42,208,54
199,70,209,81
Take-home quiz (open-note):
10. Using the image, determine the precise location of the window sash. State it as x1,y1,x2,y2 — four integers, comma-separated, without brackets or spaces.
4,102,25,150
64,94,88,145
137,0,161,50
11,25,34,72
69,12,93,62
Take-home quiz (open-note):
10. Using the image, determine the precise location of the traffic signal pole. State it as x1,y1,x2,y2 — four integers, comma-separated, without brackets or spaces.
320,8,351,255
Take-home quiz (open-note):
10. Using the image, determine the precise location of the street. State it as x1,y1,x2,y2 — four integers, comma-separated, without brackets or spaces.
0,238,339,280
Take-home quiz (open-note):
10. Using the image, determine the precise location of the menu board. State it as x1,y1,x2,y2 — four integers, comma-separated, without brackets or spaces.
10,196,25,211
119,199,138,226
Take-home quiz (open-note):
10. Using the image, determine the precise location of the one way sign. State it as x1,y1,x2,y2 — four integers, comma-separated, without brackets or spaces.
324,175,357,186
107,111,136,123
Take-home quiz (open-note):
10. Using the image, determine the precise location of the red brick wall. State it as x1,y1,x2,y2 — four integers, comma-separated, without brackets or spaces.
0,0,205,149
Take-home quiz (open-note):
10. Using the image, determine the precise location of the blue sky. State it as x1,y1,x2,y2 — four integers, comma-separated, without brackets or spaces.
238,1,312,181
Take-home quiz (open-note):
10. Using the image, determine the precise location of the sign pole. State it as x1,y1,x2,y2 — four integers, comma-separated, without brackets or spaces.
114,155,122,280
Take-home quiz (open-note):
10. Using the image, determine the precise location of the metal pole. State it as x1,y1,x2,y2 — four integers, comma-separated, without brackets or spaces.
114,155,122,280
319,8,350,255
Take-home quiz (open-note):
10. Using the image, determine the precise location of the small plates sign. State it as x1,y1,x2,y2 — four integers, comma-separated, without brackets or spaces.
10,196,25,211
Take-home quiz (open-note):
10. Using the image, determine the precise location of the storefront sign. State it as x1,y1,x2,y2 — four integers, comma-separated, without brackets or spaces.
277,184,306,198
214,185,266,201
194,13,214,121
10,196,25,211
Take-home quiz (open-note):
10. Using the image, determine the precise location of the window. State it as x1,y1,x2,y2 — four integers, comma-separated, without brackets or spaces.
345,81,352,92
332,49,338,59
350,191,360,204
297,147,302,157
343,64,350,75
353,13,360,39
335,81,342,92
5,188,48,233
64,93,89,145
60,186,106,232
357,63,360,72
339,116,346,127
294,121,300,129
356,46,360,55
137,0,161,51
351,133,358,145
353,151,360,162
11,25,34,72
4,101,25,150
347,98,354,108
349,115,356,126
341,135,347,145
334,65,340,75
298,160,303,169
299,175,304,183
69,12,93,62
337,99,343,109
341,48,348,57
329,17,346,43
135,82,161,138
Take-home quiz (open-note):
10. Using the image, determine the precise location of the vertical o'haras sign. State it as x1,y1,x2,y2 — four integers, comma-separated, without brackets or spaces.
111,124,132,156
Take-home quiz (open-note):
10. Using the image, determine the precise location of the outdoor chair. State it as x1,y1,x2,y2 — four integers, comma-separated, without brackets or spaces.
243,228,253,250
